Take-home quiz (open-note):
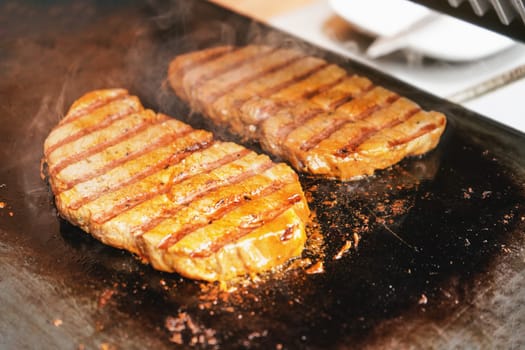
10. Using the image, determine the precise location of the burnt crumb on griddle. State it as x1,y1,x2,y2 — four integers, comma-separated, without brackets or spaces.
333,240,352,260
99,343,117,350
98,288,116,309
305,261,324,275
165,312,218,347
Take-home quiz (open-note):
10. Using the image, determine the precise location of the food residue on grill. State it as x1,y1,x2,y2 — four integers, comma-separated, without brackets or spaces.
98,288,116,308
463,187,474,199
353,233,361,249
99,343,116,350
165,312,218,347
305,261,324,274
333,240,352,260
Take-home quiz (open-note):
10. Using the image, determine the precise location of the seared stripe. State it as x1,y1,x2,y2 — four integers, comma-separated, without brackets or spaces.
189,193,303,258
92,148,253,225
156,178,285,249
175,47,234,76
302,74,347,100
45,106,137,157
264,78,374,146
182,46,273,105
59,122,191,191
49,116,168,177
230,55,307,110
228,62,330,128
192,47,280,91
60,90,129,126
205,54,318,106
300,94,400,152
271,64,347,102
388,121,444,148
268,108,325,148
258,62,329,100
165,158,272,204
277,83,375,149
335,107,421,156
328,82,375,110
67,138,214,210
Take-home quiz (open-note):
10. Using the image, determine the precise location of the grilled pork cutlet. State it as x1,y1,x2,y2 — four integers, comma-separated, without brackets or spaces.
168,45,446,180
43,89,310,281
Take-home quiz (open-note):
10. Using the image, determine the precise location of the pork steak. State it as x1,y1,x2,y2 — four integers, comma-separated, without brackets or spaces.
43,89,310,281
168,45,447,180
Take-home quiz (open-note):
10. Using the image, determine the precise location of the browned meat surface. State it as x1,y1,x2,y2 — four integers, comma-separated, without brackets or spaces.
168,45,447,180
43,89,310,281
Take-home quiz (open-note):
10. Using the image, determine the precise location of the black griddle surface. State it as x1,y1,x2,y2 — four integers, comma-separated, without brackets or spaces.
1,1,524,349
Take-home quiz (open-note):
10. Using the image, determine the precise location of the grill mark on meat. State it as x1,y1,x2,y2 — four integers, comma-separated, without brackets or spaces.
267,108,325,147
58,123,193,191
229,56,307,110
270,64,346,102
45,106,138,157
175,46,234,76
92,148,253,225
281,224,297,241
156,165,281,250
189,193,303,258
270,79,376,146
298,117,349,152
49,116,170,177
60,90,129,125
66,138,214,210
192,47,279,92
388,120,444,147
328,81,375,110
228,62,330,129
165,159,272,204
298,72,347,101
204,54,323,106
335,107,421,157
300,94,400,152
157,181,284,249
258,62,329,100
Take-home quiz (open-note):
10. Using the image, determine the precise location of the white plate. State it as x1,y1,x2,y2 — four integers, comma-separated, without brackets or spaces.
329,0,515,61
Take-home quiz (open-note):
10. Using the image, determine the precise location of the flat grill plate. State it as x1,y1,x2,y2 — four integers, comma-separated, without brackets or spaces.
1,1,524,349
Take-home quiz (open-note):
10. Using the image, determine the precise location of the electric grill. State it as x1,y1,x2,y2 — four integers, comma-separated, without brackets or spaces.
1,1,524,348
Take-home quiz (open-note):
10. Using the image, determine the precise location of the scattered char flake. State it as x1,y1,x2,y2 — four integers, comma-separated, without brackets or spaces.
98,288,116,308
333,240,352,260
305,261,324,274
165,312,218,347
99,343,117,350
